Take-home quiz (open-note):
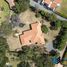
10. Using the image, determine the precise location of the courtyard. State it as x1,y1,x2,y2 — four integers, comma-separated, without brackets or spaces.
7,9,60,51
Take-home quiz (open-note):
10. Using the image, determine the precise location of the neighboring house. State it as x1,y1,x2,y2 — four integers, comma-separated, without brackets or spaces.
6,0,15,8
42,0,61,10
19,22,45,46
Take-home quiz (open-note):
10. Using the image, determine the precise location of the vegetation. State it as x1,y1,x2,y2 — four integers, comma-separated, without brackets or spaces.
53,28,67,50
10,14,21,27
12,0,30,14
17,46,54,67
30,6,67,50
34,9,61,30
35,12,41,18
19,23,25,27
56,0,67,18
49,50,59,57
0,36,9,67
61,21,67,28
41,25,49,33
0,0,9,23
62,48,67,66
50,20,61,30
37,10,57,22
17,61,30,67
53,21,67,50
0,21,12,36
30,7,67,50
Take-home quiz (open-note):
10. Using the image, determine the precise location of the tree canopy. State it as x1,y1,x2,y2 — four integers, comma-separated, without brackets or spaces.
17,46,54,67
50,20,61,30
53,28,67,50
0,36,9,67
12,0,30,13
17,61,30,67
41,25,49,33
0,21,12,36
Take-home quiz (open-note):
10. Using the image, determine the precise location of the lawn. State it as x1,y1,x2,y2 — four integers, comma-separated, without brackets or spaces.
0,0,10,23
56,0,67,18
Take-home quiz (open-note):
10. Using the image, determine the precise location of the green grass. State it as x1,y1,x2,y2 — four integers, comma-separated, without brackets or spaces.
56,0,67,18
0,0,10,23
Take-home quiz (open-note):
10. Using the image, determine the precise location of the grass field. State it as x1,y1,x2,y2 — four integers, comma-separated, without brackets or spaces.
0,0,10,23
56,0,67,18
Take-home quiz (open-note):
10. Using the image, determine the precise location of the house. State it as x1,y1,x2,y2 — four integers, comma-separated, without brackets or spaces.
19,22,45,46
42,0,61,10
42,0,51,5
50,2,57,10
54,0,61,6
6,0,15,8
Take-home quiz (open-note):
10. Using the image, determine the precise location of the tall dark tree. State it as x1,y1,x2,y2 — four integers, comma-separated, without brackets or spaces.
53,28,67,50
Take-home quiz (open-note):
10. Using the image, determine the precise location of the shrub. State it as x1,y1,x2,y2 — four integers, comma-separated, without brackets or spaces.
41,25,49,33
35,12,41,18
19,23,25,27
12,0,30,14
50,20,61,30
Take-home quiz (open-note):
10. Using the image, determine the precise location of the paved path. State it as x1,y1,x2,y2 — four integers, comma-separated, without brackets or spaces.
30,0,67,21
45,41,54,52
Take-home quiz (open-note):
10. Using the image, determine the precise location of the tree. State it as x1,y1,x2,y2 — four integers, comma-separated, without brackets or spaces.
35,12,41,18
34,54,54,67
53,28,67,50
49,50,59,57
41,25,49,33
12,0,30,14
0,36,9,67
55,20,61,29
50,20,61,30
61,21,67,28
17,61,30,67
0,21,12,36
39,10,45,17
10,14,21,27
58,29,67,50
49,14,57,22
17,46,54,67
19,23,25,27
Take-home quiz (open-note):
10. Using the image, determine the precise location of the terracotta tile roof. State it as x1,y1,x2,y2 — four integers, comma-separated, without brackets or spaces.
54,0,61,3
42,0,51,5
6,0,15,8
50,2,57,9
19,22,45,46
42,0,61,10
